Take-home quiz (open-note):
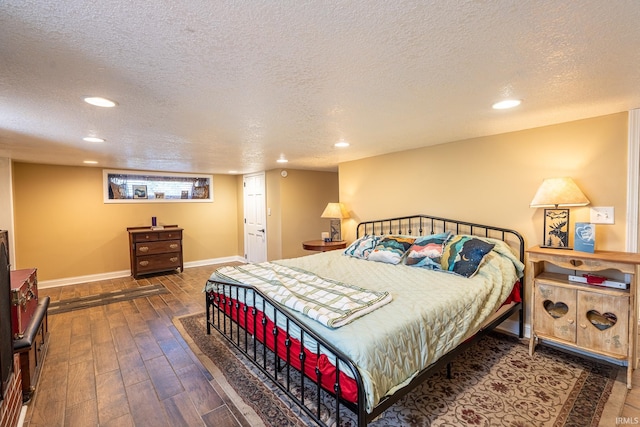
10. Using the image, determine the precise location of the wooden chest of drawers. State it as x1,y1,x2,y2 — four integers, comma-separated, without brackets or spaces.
127,226,183,279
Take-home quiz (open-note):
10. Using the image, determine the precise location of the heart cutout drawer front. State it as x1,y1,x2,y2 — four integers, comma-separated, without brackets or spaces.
586,310,617,331
543,300,569,319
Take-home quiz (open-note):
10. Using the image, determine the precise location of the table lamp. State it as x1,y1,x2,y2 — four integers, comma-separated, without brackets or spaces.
530,177,590,249
321,202,349,241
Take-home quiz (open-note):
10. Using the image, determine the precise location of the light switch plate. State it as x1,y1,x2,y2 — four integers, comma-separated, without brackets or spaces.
590,207,614,224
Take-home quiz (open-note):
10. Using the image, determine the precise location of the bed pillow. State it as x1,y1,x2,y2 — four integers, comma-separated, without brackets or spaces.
343,235,380,259
403,232,452,269
367,236,415,265
441,235,495,278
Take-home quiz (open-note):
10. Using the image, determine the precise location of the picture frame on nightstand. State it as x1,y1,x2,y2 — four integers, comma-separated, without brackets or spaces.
574,222,595,253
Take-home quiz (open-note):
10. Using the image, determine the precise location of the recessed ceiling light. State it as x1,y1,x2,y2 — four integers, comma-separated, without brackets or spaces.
276,158,288,163
335,140,350,148
83,160,98,165
228,170,238,174
83,96,117,107
492,99,522,110
83,136,105,143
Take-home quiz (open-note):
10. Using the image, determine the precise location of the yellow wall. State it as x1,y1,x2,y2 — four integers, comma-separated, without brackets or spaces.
12,163,239,281
339,112,629,252
266,169,339,260
280,169,340,259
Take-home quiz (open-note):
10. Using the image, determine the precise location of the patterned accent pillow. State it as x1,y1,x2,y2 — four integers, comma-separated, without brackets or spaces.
343,235,380,259
441,235,495,278
403,232,452,269
367,236,416,265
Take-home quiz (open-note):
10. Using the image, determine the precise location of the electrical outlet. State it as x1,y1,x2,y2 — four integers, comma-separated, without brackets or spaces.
590,207,614,224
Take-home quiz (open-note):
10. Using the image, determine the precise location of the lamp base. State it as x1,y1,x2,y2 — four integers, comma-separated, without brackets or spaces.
542,208,570,249
329,219,341,241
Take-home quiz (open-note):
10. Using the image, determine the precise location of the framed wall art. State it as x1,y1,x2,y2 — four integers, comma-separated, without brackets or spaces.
133,185,147,199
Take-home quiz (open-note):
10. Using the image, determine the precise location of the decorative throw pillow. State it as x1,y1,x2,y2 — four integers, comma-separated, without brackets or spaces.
441,235,495,278
403,232,452,269
343,235,380,259
367,236,415,265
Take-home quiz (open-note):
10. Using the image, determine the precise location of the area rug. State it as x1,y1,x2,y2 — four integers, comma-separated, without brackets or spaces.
175,313,627,427
48,284,168,315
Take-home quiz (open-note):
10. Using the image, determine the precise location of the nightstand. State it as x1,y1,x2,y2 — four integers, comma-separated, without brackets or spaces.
302,240,347,252
527,245,639,388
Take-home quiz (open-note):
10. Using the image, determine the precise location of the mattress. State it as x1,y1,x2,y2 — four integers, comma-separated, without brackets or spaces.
206,238,524,412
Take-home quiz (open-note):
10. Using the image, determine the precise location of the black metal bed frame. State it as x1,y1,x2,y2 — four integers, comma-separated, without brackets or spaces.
205,214,525,427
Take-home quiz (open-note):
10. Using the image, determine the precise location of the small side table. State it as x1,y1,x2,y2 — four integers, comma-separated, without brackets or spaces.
302,240,347,252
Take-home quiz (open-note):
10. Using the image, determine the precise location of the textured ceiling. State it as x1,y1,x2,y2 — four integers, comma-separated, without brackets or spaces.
1,1,640,174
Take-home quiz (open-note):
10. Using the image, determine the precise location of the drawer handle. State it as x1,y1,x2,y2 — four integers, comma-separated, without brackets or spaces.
169,244,178,249
139,261,149,267
570,259,583,267
579,323,587,329
567,319,574,324
139,246,149,252
144,235,151,239
170,257,178,262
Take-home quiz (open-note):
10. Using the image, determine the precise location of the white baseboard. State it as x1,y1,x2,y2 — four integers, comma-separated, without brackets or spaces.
36,255,246,289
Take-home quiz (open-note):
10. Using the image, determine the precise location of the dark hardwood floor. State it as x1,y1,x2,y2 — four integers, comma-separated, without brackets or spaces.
24,264,251,427
21,264,640,426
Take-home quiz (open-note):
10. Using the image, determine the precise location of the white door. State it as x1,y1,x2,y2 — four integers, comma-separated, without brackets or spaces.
243,172,267,262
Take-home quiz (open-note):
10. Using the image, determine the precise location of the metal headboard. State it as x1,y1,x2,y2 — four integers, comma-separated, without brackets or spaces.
356,214,525,263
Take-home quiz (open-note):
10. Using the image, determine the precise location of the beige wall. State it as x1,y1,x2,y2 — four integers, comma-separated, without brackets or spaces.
12,163,239,281
339,112,629,252
266,169,339,260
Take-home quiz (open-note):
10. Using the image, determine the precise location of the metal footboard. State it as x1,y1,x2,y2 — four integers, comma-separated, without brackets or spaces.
206,280,368,426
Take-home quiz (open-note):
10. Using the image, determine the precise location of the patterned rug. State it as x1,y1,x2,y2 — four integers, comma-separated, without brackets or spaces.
48,284,168,315
175,313,627,427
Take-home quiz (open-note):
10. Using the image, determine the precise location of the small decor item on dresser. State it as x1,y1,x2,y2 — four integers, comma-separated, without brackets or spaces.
574,222,595,253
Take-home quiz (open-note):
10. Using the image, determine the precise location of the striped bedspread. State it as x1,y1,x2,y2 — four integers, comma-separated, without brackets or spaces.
213,262,392,328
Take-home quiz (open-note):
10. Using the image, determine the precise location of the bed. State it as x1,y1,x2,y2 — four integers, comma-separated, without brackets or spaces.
205,214,525,426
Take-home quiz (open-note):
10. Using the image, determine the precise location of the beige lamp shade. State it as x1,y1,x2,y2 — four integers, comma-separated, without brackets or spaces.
321,202,350,219
530,177,590,208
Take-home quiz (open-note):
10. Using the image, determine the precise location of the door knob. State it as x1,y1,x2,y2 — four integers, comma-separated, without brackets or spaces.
258,229,265,233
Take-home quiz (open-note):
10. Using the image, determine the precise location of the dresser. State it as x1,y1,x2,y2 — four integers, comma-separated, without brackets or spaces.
526,245,639,388
127,226,183,279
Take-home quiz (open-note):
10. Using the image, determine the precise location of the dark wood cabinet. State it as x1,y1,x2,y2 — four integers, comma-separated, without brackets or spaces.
127,226,183,278
13,297,49,403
